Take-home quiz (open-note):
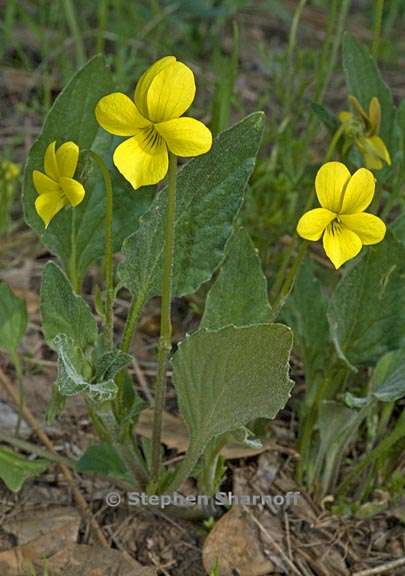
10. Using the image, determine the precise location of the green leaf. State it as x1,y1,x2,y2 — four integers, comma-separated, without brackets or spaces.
118,112,265,308
0,282,27,353
41,262,97,350
93,350,133,382
54,334,117,401
23,56,153,281
76,442,132,483
311,102,339,135
172,324,293,464
342,33,395,149
201,227,271,330
0,448,49,492
283,258,331,380
370,349,405,402
328,233,405,368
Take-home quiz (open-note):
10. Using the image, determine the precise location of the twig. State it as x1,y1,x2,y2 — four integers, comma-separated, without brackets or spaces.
353,557,405,576
243,506,302,576
0,366,109,548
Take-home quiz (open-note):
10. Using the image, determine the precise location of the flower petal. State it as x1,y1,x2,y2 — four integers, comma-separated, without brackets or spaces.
56,141,79,178
33,170,60,195
340,167,375,214
60,177,86,207
113,132,168,189
315,161,351,212
368,97,381,134
155,117,212,157
146,61,196,122
135,56,176,118
35,192,66,228
95,92,150,136
296,208,336,241
323,223,362,269
367,135,391,165
44,141,59,180
349,95,368,124
339,213,386,245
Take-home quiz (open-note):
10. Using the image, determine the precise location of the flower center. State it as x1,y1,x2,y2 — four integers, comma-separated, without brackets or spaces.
328,218,343,236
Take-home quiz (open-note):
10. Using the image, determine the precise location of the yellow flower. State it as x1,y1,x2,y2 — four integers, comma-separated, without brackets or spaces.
33,141,85,228
297,162,386,269
1,160,20,181
95,56,213,189
339,96,391,170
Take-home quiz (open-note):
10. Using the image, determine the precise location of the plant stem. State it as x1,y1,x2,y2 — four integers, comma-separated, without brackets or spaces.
120,294,144,353
271,241,307,318
96,0,109,53
284,0,307,115
62,0,86,67
166,444,201,494
151,152,177,482
69,208,79,293
323,124,344,164
91,152,114,350
10,350,24,436
372,0,385,59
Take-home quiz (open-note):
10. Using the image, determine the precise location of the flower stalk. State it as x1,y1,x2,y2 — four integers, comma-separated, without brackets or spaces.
90,152,114,350
69,208,79,292
151,152,177,482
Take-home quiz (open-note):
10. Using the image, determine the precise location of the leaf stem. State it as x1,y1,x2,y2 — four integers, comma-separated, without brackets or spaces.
90,152,114,350
120,294,144,353
151,152,177,482
271,241,307,318
69,208,79,293
372,0,385,59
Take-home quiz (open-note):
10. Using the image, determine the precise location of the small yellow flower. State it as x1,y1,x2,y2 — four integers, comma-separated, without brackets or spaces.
1,160,20,181
95,56,213,189
339,96,391,170
33,141,85,228
297,162,386,269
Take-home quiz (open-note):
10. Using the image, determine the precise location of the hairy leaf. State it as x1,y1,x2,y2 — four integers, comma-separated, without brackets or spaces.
0,282,27,353
41,262,97,350
173,324,293,466
328,233,405,368
201,227,271,330
0,448,49,492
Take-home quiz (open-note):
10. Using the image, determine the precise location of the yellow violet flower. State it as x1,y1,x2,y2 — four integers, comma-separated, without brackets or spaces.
297,162,386,269
339,96,391,170
95,55,213,189
33,141,85,229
